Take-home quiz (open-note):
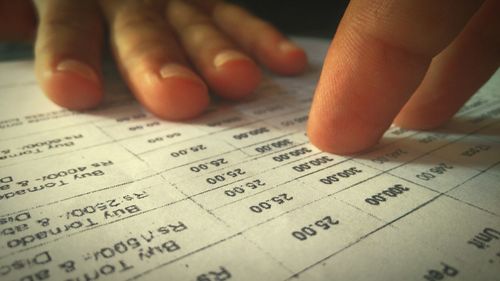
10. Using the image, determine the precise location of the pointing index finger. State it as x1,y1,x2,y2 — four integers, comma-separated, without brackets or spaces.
307,0,483,154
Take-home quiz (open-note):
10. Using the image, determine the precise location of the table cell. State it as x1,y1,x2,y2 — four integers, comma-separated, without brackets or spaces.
390,155,480,193
447,172,500,216
392,196,500,275
334,173,437,222
243,196,383,272
213,181,323,232
142,235,291,281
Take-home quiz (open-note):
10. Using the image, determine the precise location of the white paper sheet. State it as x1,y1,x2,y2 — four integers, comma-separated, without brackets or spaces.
1,38,499,281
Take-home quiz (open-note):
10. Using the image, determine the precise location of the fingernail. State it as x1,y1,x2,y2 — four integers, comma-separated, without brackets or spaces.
56,59,99,83
160,63,202,82
279,41,301,53
214,50,251,68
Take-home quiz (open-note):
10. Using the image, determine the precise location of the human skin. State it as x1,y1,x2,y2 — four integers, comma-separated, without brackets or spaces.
307,0,500,154
2,0,499,154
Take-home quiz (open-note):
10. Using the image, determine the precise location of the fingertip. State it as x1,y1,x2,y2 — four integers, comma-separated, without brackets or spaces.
210,3,308,76
209,51,262,99
147,77,210,120
135,64,210,120
262,41,308,76
393,108,452,130
276,41,308,75
41,60,103,110
307,118,381,156
393,86,457,130
307,98,385,155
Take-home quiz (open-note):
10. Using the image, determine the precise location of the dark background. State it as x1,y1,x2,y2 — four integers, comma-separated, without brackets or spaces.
230,0,349,38
0,1,350,60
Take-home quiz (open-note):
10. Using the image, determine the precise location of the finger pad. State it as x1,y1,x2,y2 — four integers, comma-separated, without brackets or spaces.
308,106,384,155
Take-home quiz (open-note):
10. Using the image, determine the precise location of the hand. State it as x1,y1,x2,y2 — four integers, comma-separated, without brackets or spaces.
308,0,500,154
31,0,307,119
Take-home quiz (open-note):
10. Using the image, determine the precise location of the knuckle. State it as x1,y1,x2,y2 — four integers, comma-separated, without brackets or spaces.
113,10,164,34
121,38,173,63
180,21,216,38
